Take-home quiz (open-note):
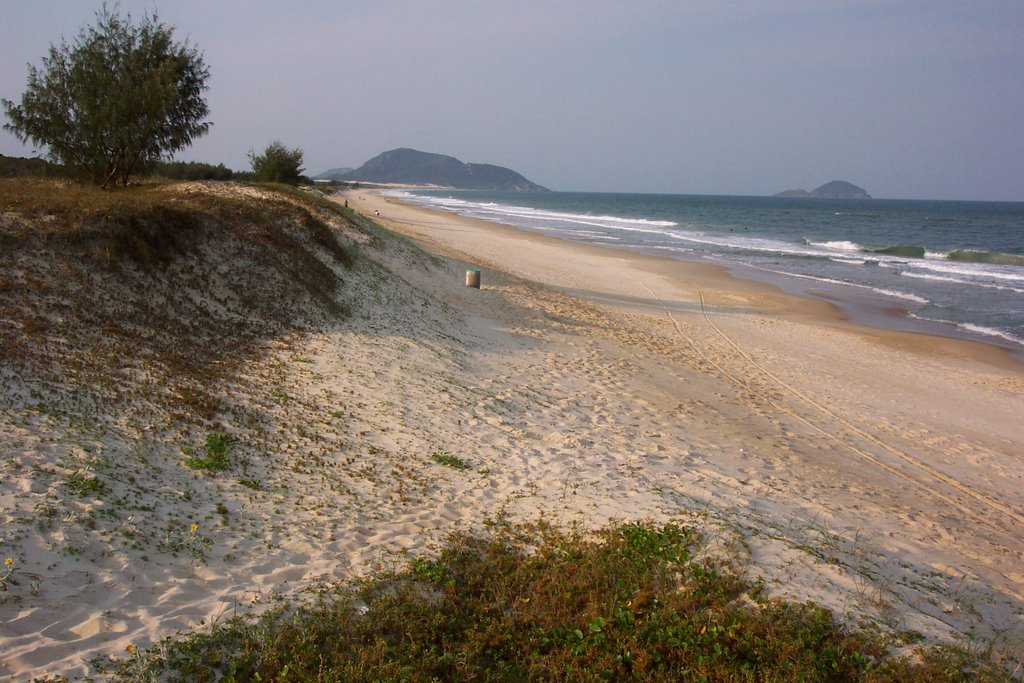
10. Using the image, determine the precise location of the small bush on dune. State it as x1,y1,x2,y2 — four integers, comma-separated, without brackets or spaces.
248,141,305,185
183,432,234,472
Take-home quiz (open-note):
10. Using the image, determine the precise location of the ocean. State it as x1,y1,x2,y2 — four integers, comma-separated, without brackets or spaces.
391,190,1024,358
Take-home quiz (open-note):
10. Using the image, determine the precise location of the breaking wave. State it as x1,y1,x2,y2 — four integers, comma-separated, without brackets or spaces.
945,250,1024,267
868,245,927,258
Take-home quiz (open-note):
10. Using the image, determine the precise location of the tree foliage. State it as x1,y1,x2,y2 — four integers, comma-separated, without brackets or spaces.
2,6,211,188
154,160,233,181
249,141,305,185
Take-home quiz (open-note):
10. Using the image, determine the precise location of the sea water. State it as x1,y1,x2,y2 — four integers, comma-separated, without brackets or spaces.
391,190,1024,357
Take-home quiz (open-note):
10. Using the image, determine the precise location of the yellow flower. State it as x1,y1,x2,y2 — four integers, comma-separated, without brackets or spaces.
3,557,12,567
126,644,136,654
189,523,199,534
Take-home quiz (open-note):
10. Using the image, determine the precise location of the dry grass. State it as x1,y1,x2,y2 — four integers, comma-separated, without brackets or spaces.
0,178,363,425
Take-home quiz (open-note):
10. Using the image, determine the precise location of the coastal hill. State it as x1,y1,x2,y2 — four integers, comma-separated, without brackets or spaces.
314,166,354,181
775,180,871,199
327,147,548,191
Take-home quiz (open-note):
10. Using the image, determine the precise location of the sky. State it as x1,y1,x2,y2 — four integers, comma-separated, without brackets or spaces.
2,1,1023,201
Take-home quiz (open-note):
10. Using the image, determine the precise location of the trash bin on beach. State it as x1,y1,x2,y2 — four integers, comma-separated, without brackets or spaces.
465,269,481,289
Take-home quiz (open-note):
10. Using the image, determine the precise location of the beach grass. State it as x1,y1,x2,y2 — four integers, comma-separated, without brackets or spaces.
431,450,472,471
109,520,1011,682
183,432,235,472
0,177,361,424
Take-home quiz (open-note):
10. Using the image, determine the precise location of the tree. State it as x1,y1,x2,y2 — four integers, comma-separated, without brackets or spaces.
249,141,305,185
154,160,233,181
2,6,211,188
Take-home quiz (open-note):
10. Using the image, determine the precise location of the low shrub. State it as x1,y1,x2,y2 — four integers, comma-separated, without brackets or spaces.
111,521,1012,681
183,432,234,472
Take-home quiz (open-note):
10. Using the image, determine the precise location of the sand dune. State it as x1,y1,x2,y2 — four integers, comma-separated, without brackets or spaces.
1,183,1021,679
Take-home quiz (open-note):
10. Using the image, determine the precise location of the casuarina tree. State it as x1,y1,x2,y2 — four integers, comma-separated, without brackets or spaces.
2,6,211,188
248,141,305,185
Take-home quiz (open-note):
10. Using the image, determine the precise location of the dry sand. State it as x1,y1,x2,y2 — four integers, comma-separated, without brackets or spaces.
345,190,1024,645
1,184,1022,679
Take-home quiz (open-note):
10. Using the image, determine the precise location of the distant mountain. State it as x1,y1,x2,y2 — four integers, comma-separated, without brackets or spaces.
775,181,871,199
335,148,548,191
313,167,355,181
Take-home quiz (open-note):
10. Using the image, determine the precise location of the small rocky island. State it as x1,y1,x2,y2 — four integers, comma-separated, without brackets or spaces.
775,181,871,199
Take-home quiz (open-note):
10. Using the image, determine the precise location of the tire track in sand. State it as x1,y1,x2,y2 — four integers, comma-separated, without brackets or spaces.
637,279,1024,536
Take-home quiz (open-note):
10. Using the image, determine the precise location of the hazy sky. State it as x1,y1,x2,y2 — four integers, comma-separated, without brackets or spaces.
2,1,1023,200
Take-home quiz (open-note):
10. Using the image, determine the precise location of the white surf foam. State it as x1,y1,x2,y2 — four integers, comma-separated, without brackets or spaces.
909,315,1024,348
901,268,1024,292
910,260,1024,284
957,323,1024,347
401,192,680,233
807,240,863,252
741,264,929,305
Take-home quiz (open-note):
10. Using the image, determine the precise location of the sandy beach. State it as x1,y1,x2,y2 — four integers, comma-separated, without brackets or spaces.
343,190,1024,642
1,182,1022,679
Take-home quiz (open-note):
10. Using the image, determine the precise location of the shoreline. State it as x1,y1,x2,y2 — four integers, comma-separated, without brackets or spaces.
339,187,1024,645
351,189,1024,373
719,257,1024,363
383,187,1024,364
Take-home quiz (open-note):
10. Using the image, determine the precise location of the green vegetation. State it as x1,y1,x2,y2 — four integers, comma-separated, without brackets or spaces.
0,557,14,593
65,470,104,497
157,521,211,561
3,154,239,182
2,6,210,187
153,160,234,181
238,477,262,491
249,141,305,185
0,153,66,179
183,432,234,472
111,521,1010,681
431,450,472,471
